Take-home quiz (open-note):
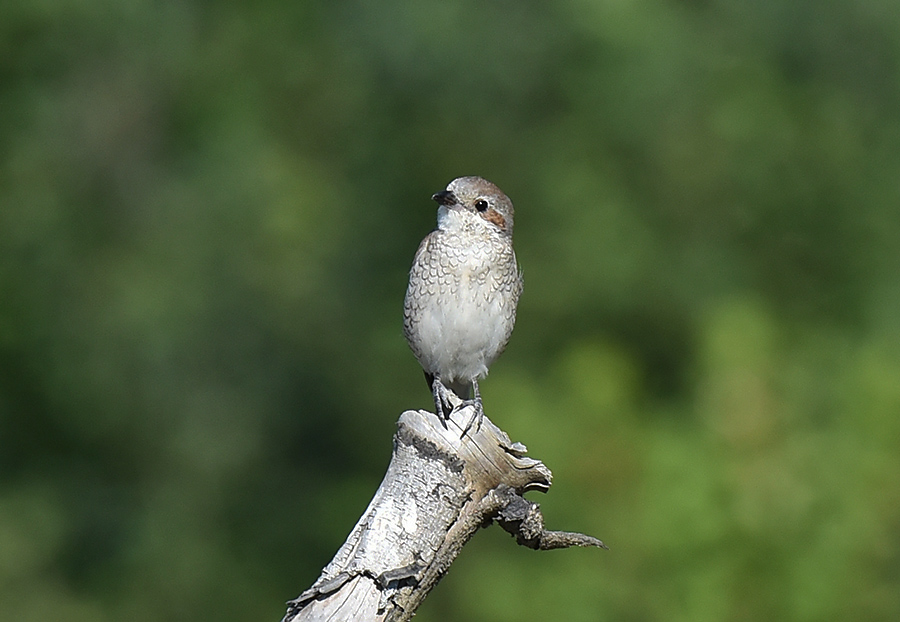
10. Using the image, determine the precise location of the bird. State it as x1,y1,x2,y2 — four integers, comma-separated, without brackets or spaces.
403,176,523,432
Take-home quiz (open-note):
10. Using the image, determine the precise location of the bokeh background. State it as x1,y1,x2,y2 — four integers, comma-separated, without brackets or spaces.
3,1,900,620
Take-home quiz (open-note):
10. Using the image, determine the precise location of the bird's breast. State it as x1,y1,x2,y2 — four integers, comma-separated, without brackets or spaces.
404,231,519,382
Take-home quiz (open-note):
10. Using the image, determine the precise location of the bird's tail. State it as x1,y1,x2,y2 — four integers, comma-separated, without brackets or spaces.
445,379,472,401
424,372,472,400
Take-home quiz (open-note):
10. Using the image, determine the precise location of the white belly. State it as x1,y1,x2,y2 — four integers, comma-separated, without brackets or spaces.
414,279,509,383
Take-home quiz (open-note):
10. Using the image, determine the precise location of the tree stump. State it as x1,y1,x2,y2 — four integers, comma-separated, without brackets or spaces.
283,396,606,622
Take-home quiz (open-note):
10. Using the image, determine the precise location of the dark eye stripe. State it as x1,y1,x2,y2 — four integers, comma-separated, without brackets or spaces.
480,208,506,230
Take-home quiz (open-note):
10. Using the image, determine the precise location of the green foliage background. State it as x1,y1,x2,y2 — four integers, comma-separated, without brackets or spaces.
3,1,900,620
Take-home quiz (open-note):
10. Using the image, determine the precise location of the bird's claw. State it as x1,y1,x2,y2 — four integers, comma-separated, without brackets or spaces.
459,397,483,438
431,377,482,438
431,377,455,428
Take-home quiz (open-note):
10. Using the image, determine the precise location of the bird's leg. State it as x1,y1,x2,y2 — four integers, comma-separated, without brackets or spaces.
460,379,484,438
428,373,453,427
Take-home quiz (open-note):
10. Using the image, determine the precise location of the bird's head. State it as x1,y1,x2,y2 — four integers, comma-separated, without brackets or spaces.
433,176,515,237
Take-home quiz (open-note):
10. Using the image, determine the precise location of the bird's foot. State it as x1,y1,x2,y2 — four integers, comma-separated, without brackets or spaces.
459,396,483,438
430,375,483,437
431,376,455,428
458,379,483,438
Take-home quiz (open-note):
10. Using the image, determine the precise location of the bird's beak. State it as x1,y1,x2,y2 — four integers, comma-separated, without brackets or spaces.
431,190,458,206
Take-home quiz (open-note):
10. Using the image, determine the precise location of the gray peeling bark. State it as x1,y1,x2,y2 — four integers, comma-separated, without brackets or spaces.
283,397,606,622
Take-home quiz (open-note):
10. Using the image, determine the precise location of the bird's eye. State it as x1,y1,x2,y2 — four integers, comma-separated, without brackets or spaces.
474,199,489,212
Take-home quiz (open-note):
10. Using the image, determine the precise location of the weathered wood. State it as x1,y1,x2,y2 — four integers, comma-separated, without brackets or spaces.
283,398,605,622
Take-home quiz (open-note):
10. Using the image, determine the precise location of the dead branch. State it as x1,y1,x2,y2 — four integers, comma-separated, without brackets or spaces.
283,397,605,622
